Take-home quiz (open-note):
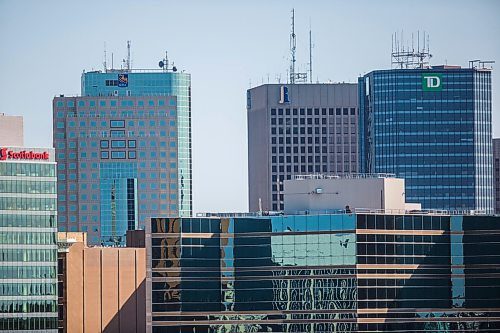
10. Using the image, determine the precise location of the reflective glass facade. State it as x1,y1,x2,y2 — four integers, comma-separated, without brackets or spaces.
82,71,192,216
0,149,58,331
54,69,191,245
149,214,500,332
99,162,138,245
359,68,493,213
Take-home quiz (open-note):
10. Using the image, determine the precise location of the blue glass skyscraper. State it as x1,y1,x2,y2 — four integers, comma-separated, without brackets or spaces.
359,66,493,213
54,66,191,245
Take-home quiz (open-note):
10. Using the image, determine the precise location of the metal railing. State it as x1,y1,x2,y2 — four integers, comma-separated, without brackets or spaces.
292,173,397,180
196,208,490,218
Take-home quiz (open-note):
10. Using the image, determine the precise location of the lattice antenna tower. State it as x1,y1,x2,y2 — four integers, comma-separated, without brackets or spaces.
126,40,131,71
288,9,308,83
391,31,432,69
103,42,107,72
309,20,313,83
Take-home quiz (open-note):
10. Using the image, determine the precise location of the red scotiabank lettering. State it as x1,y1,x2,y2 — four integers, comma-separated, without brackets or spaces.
2,150,49,160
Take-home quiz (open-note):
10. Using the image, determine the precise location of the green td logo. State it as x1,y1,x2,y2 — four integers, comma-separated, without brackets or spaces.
422,73,442,91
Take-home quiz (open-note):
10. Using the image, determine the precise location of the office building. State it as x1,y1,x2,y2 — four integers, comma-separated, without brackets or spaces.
147,175,500,331
148,212,499,332
494,138,500,213
247,83,358,212
359,65,493,213
0,145,58,331
53,65,191,245
57,232,146,333
0,113,23,146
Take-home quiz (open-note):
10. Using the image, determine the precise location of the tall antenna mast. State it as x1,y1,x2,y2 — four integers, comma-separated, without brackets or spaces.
309,22,313,83
126,40,131,71
391,31,432,69
290,9,296,84
103,42,107,72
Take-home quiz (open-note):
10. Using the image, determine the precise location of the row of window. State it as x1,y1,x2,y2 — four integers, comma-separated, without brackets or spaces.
56,110,178,119
271,117,356,126
272,136,357,146
0,198,56,211
59,171,175,182
56,99,175,108
58,204,178,221
0,316,57,330
59,180,175,191
270,107,356,116
57,150,176,160
56,138,176,150
0,249,57,262
271,127,357,136
0,232,56,245
55,130,176,139
0,282,56,296
0,163,55,178
0,180,56,194
0,299,56,314
0,266,56,279
0,214,56,228
271,145,357,154
100,139,135,148
100,151,135,159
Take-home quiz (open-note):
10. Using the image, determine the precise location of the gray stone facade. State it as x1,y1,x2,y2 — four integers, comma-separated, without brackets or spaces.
247,83,358,212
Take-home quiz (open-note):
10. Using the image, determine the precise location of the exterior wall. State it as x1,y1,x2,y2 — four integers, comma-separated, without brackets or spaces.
283,175,406,213
60,244,146,333
53,94,181,246
493,138,500,213
81,70,192,218
126,229,145,248
359,68,494,213
148,214,500,332
0,114,23,146
0,146,57,331
247,83,358,212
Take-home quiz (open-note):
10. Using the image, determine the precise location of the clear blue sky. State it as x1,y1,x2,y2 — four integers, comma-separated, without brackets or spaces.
1,0,499,213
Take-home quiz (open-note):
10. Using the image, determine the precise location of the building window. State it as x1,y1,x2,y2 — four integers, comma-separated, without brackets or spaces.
111,151,126,159
101,151,109,159
110,120,125,128
111,140,126,148
100,140,109,148
110,130,125,137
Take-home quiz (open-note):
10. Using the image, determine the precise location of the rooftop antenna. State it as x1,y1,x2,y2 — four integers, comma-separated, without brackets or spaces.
290,8,296,84
103,42,107,72
126,40,131,71
309,20,313,83
111,52,114,70
288,9,308,84
392,30,432,69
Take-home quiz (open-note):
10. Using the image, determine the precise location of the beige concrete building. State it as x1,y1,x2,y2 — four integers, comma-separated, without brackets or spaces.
283,173,421,214
0,113,23,146
58,232,146,333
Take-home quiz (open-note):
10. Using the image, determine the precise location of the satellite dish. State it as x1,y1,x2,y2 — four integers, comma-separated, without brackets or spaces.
159,61,164,68
172,66,177,72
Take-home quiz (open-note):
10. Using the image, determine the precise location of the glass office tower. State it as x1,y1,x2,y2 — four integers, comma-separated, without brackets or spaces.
54,68,191,246
359,66,493,213
148,213,500,332
0,147,58,331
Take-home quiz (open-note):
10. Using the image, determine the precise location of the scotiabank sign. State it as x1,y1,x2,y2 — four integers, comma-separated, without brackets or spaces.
0,148,49,161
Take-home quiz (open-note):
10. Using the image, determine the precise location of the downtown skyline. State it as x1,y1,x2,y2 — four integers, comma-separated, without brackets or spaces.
0,0,499,214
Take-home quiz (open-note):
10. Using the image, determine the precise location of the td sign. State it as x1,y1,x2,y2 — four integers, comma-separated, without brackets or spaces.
422,73,442,91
